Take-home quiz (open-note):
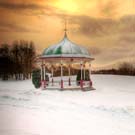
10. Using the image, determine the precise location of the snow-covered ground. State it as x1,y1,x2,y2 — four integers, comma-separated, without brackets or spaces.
0,75,135,135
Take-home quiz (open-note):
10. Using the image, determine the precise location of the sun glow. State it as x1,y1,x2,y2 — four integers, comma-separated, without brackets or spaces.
54,0,78,13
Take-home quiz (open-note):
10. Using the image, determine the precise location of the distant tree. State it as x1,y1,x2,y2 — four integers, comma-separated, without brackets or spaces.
11,41,22,80
27,41,36,78
92,62,135,76
119,62,134,75
0,44,12,80
0,44,10,56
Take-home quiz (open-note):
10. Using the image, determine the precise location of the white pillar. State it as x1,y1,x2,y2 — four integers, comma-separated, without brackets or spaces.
61,61,63,80
44,64,46,81
43,61,46,89
80,61,83,89
89,62,93,87
68,64,71,86
61,60,64,89
51,65,54,86
41,60,44,89
83,64,86,81
89,63,91,80
81,61,83,81
41,65,43,81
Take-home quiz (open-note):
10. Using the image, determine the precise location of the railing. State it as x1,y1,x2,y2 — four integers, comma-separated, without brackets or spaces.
44,80,90,87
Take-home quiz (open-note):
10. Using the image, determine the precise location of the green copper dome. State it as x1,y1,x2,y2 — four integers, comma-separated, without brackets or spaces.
41,34,92,59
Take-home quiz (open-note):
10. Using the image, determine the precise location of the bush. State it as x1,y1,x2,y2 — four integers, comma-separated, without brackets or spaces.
32,69,41,88
76,70,90,85
32,69,50,88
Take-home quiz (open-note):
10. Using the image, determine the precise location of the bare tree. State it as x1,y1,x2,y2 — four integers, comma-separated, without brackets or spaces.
0,40,36,80
119,62,134,75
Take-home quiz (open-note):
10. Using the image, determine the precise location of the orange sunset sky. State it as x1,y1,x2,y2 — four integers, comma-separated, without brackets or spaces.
0,0,135,69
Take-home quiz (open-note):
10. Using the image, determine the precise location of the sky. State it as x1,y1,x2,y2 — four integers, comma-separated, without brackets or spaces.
0,0,135,69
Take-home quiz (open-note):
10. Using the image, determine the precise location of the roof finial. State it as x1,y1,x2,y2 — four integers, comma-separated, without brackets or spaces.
64,19,67,37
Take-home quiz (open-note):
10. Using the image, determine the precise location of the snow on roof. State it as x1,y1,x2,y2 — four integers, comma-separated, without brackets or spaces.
41,34,93,59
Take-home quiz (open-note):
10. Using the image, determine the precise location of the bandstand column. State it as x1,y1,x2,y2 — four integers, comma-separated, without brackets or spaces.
41,63,43,81
41,60,44,89
61,60,64,89
83,63,86,82
51,65,54,86
89,63,93,87
68,64,71,86
43,62,46,89
80,61,83,89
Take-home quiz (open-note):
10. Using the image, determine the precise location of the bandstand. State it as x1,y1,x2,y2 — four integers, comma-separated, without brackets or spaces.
39,29,95,91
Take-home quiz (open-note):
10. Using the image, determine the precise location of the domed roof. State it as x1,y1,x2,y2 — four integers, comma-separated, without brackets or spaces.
41,33,93,59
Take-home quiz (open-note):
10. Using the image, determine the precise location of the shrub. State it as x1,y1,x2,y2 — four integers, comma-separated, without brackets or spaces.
76,70,90,85
32,69,50,88
32,69,41,88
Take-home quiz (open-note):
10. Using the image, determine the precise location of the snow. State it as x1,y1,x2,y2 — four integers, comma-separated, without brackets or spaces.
0,75,135,135
42,36,91,58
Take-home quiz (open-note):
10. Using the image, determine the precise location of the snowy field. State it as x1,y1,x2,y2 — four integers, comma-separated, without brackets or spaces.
0,75,135,135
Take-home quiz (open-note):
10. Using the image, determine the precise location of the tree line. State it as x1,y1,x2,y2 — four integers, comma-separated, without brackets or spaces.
0,40,36,80
93,62,135,76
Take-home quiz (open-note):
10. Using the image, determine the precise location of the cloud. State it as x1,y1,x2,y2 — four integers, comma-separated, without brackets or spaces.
0,21,39,33
97,0,119,18
67,15,117,37
0,1,53,11
71,16,115,36
88,47,101,56
92,33,135,68
118,35,135,45
0,1,59,17
0,0,67,20
120,15,135,33
66,14,135,38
